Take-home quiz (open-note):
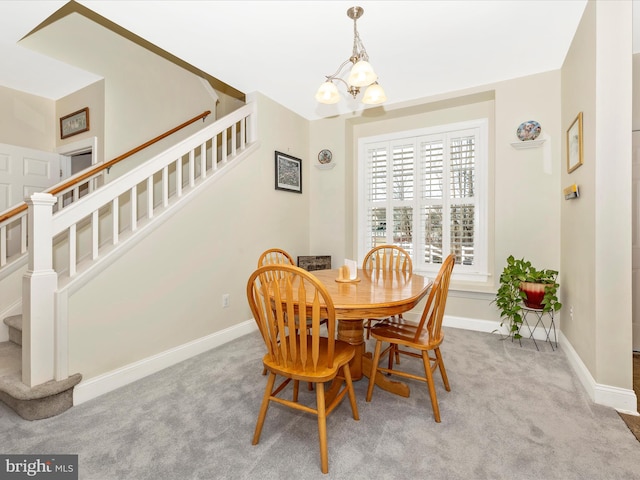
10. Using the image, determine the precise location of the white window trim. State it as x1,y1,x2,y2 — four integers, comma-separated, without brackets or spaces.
357,119,489,283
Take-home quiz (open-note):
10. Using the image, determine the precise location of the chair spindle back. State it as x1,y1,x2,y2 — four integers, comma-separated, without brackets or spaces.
414,254,455,342
247,264,336,371
362,245,413,275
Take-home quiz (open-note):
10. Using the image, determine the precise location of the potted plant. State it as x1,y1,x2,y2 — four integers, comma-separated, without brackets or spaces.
493,255,562,339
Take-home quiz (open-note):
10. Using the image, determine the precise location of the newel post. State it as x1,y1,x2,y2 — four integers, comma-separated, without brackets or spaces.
22,192,58,387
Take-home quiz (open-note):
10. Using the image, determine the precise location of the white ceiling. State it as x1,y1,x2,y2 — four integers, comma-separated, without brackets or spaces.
0,0,629,121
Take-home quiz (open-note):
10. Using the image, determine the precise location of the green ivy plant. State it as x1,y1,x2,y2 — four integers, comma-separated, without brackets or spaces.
493,255,562,339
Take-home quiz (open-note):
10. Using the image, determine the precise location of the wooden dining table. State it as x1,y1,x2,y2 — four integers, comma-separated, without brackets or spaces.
311,268,432,397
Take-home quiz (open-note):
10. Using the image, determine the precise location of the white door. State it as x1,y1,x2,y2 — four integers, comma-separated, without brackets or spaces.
0,143,64,212
632,132,640,351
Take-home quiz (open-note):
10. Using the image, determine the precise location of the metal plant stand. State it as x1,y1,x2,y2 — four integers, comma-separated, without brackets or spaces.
517,305,557,351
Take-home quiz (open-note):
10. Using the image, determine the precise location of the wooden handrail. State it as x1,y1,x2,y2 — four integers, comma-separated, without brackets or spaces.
0,203,25,225
0,110,211,224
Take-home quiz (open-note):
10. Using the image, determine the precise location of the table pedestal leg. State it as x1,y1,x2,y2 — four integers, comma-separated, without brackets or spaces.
337,319,410,398
337,320,365,380
361,354,410,398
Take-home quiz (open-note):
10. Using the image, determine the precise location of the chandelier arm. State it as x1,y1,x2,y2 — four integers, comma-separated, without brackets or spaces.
324,58,355,83
326,75,351,89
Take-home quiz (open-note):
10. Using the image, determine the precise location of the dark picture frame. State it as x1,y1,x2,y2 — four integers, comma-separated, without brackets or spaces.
275,151,302,193
60,107,90,139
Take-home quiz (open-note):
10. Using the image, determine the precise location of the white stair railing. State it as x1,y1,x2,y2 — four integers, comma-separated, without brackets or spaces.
0,110,216,280
21,102,257,386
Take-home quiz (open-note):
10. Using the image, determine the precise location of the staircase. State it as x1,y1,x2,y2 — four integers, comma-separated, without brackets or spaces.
0,102,258,420
1,315,82,420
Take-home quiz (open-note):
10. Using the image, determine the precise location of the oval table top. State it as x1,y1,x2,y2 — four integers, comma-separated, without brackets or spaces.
310,268,432,320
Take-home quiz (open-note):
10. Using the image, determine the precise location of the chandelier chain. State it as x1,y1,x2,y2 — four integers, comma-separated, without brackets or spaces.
352,17,369,63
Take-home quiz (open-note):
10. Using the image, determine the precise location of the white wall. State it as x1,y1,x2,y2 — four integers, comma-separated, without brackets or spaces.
56,80,105,163
0,86,55,151
66,93,311,380
21,12,219,177
561,0,633,390
309,70,562,324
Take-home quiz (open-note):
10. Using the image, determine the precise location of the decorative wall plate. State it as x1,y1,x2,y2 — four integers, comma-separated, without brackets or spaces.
318,149,333,164
516,120,541,141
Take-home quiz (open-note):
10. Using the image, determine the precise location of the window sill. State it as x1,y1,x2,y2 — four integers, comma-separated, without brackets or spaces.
414,268,491,285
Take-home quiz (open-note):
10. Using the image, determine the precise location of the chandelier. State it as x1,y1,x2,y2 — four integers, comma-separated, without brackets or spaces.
315,6,387,106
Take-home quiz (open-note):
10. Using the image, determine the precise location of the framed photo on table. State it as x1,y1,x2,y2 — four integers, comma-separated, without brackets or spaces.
60,107,90,139
275,151,302,193
566,112,583,173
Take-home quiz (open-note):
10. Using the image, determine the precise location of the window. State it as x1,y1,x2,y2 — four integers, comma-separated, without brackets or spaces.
358,119,488,281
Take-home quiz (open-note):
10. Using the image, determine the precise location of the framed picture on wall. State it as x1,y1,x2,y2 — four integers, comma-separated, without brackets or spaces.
566,112,583,173
275,151,302,193
60,107,90,139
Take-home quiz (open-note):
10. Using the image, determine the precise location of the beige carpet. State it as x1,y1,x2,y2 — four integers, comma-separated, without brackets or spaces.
2,327,640,479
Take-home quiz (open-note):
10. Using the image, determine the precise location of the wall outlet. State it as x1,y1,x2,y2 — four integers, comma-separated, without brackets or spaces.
222,294,230,308
570,305,574,320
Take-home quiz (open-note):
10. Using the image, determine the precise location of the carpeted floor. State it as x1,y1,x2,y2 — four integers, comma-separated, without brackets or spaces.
619,353,640,441
1,327,640,479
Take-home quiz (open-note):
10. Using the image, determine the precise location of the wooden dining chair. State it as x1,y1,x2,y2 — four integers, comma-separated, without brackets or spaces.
257,248,295,272
365,254,455,423
257,248,328,386
362,245,413,339
247,264,359,474
258,248,329,330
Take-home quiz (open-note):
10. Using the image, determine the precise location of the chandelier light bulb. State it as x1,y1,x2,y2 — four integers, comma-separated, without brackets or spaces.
315,81,340,104
362,82,387,105
347,60,377,87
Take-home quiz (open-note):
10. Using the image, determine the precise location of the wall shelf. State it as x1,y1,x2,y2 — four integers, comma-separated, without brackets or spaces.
315,163,336,170
511,139,546,150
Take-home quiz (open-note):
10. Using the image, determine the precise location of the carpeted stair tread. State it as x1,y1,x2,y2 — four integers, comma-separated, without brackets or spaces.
3,315,22,331
0,373,82,421
3,314,22,346
0,341,21,377
0,373,81,401
1,315,83,420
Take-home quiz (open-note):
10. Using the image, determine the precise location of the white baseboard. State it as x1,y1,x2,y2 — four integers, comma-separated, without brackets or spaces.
73,319,258,405
557,330,638,415
443,315,508,335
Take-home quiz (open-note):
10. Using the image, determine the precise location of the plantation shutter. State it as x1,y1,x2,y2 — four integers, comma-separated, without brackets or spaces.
360,119,487,280
366,145,388,249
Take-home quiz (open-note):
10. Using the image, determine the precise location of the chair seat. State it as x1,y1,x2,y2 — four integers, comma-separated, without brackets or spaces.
263,337,355,383
371,317,444,350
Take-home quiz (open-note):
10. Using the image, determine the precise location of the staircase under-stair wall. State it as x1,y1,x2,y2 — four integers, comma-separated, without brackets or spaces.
0,102,258,419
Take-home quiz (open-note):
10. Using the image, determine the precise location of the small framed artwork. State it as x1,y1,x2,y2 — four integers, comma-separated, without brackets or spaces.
60,107,90,139
275,151,302,193
566,112,583,173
